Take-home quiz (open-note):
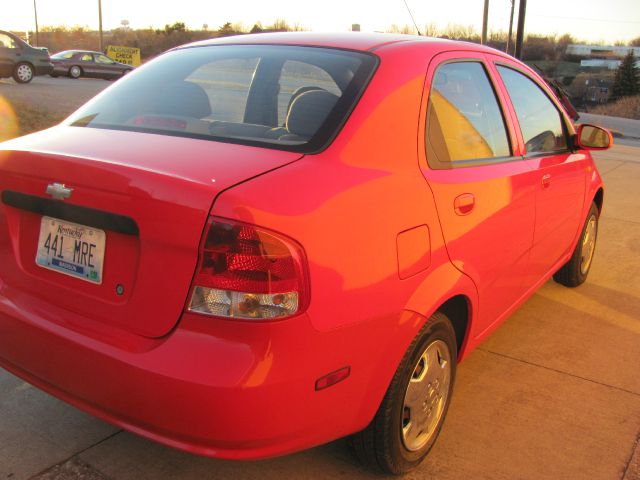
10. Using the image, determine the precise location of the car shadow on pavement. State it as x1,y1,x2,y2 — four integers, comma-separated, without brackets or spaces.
576,282,640,325
77,431,389,480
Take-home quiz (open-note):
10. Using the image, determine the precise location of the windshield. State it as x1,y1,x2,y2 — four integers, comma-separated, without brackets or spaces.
66,44,377,152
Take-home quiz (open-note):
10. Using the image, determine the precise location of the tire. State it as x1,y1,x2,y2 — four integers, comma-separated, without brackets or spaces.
553,202,599,287
13,63,34,83
69,65,82,79
351,311,457,474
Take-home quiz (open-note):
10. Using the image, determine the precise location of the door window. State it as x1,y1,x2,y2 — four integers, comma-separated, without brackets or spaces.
497,66,568,155
426,61,511,168
80,54,93,62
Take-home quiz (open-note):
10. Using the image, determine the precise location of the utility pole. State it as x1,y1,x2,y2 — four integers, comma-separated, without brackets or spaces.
514,0,527,59
506,0,515,55
481,0,489,44
98,0,104,52
33,0,39,46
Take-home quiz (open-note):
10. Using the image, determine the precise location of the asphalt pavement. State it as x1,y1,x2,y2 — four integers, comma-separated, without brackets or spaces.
0,76,109,116
0,78,639,480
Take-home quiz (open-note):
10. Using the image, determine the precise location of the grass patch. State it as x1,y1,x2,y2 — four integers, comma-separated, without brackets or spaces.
590,96,640,120
1,100,66,141
14,102,66,138
526,60,581,79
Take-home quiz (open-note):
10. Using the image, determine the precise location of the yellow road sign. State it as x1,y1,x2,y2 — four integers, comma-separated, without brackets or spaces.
106,45,141,67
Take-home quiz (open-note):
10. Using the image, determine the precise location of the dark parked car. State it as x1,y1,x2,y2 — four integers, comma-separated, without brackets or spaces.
50,50,134,80
0,30,53,83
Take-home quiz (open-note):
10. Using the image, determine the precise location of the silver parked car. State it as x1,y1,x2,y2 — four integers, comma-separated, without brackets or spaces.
50,50,134,80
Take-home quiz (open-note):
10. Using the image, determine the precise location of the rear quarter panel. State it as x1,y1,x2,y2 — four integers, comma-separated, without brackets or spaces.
213,42,479,430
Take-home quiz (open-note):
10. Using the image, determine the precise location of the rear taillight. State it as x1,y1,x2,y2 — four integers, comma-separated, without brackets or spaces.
187,217,308,320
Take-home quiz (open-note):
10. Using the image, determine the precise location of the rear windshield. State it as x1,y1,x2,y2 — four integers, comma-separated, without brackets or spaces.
52,51,75,59
66,44,377,152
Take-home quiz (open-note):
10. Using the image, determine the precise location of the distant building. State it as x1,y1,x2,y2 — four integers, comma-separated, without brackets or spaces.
584,78,612,104
567,44,640,70
566,44,640,58
580,59,623,70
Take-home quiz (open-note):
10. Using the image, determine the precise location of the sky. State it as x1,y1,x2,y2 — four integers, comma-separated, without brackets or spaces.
7,0,640,44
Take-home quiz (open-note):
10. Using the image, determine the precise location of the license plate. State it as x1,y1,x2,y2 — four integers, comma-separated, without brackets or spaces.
35,217,106,284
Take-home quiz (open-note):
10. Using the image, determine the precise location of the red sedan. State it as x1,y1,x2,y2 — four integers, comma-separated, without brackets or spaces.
0,33,610,474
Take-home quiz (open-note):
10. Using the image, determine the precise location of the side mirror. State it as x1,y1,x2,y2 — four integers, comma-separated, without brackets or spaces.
574,124,612,151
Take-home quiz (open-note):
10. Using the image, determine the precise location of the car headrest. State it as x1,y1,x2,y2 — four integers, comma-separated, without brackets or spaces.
154,81,211,119
285,90,339,138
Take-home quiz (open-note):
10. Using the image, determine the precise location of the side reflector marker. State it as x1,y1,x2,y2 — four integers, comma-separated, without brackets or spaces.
315,366,351,391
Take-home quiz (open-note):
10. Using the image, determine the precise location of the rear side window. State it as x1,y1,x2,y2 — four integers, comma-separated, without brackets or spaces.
51,51,74,59
66,45,377,153
0,33,18,49
497,66,568,155
426,61,511,168
96,54,115,64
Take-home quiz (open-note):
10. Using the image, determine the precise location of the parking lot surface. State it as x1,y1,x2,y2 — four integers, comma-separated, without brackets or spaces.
0,78,639,479
0,76,109,115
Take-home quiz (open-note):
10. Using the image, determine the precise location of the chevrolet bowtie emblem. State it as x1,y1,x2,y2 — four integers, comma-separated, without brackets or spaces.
46,183,73,200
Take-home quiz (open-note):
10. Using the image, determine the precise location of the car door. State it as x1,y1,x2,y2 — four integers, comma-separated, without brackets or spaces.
418,51,537,335
79,53,96,77
492,61,586,283
94,53,119,78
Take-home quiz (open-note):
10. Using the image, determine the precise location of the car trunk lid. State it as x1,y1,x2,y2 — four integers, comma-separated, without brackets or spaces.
0,126,302,338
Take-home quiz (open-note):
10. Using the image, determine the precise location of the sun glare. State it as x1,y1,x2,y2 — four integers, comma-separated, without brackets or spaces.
0,97,19,141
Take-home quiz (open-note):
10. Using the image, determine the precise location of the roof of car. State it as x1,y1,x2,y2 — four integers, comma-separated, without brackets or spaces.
184,31,494,54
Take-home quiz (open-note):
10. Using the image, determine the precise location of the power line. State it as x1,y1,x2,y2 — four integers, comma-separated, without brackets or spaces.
530,13,640,24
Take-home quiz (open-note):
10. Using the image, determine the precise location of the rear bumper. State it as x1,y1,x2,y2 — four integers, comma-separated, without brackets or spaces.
0,288,407,459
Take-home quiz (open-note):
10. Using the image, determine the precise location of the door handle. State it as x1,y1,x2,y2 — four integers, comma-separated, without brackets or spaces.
454,193,475,216
541,174,552,189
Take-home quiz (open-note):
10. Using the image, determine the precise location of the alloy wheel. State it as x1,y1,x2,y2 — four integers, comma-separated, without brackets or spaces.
401,339,452,452
580,214,598,275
